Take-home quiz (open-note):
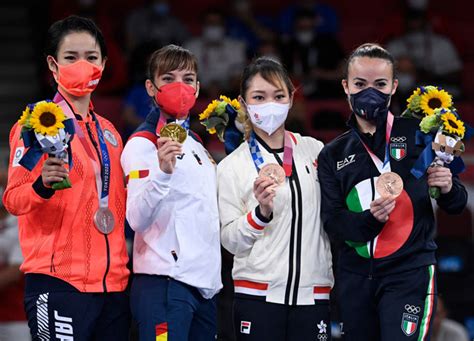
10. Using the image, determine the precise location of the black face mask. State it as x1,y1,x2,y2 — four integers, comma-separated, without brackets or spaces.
350,87,391,121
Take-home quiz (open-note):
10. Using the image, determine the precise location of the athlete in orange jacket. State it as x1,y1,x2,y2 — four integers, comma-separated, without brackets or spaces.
3,16,130,340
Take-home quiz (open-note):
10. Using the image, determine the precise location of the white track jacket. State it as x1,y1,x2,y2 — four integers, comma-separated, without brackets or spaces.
218,132,333,305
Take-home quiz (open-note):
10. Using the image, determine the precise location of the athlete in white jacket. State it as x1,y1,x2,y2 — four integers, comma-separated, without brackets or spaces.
121,45,222,341
218,57,334,341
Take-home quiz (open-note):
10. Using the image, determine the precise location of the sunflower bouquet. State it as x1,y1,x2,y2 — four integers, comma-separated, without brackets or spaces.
199,95,242,142
402,85,453,119
18,100,75,190
404,86,468,198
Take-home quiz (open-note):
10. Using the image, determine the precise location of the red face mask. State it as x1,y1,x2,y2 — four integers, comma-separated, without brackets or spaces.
53,59,103,97
155,82,197,119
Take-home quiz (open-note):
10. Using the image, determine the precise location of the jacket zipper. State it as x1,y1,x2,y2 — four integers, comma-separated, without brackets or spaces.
85,121,111,292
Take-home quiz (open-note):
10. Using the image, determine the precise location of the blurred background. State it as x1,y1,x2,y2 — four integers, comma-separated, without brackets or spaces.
0,0,473,340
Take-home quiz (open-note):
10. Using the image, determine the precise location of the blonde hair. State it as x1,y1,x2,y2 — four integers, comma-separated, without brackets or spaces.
236,108,253,140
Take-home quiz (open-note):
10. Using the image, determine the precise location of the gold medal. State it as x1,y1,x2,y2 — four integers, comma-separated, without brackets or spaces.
160,123,187,143
376,172,403,198
259,163,286,186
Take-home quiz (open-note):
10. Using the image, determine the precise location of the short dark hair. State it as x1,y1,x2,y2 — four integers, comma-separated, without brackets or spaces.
344,43,396,79
240,57,295,100
45,15,107,59
147,44,198,80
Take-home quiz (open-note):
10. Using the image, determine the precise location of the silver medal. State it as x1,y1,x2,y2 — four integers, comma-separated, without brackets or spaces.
93,207,115,234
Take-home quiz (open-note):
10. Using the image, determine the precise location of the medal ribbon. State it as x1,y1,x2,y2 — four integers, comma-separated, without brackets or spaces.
156,116,190,136
248,131,293,177
53,92,111,210
356,112,394,174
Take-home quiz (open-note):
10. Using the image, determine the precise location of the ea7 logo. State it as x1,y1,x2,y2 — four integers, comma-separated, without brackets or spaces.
240,321,251,334
336,154,355,171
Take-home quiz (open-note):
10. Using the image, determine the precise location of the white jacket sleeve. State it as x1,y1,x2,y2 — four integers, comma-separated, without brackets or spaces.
121,137,172,232
217,159,271,256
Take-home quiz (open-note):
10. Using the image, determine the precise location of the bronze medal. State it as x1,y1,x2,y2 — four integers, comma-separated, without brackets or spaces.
259,163,286,186
160,123,187,143
376,172,403,198
93,207,115,234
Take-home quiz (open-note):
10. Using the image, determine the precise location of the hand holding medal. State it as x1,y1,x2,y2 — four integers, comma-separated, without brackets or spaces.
370,172,403,223
160,123,187,144
376,172,403,198
259,163,286,186
157,123,186,174
253,176,278,218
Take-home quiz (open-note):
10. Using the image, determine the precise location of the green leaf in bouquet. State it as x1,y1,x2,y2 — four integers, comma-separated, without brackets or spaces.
221,112,229,125
420,114,441,134
52,176,72,190
401,108,413,118
215,101,227,116
207,116,226,128
216,124,226,142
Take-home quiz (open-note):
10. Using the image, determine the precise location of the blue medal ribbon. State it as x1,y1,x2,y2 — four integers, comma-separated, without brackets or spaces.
92,113,111,205
248,131,265,172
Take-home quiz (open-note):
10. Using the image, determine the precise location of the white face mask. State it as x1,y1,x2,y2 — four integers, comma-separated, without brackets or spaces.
247,102,290,135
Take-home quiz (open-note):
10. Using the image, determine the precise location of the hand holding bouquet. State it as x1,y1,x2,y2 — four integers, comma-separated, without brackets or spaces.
405,86,469,198
18,100,75,190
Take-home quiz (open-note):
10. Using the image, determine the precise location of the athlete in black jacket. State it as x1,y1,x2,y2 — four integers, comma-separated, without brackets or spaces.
318,44,467,341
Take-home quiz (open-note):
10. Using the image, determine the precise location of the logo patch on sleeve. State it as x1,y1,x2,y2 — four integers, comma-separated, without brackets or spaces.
103,129,118,147
12,147,25,167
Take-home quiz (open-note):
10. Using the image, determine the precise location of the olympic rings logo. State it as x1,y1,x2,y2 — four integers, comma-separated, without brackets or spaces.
391,136,407,143
317,334,328,340
405,304,421,314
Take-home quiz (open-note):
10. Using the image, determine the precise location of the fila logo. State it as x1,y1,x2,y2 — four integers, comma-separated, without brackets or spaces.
54,310,74,340
240,321,251,334
336,154,355,171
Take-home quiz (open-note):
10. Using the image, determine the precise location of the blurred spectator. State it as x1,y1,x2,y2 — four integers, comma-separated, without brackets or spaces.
122,42,160,139
280,10,345,98
278,0,339,38
225,0,276,58
386,9,463,97
256,38,281,61
380,0,452,46
0,170,29,341
184,8,246,98
432,296,470,341
390,56,418,114
125,0,190,52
